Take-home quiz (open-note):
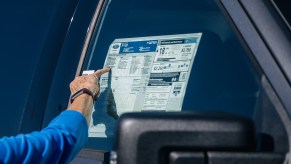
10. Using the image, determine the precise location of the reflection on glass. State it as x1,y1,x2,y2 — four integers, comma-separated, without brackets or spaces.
82,0,260,150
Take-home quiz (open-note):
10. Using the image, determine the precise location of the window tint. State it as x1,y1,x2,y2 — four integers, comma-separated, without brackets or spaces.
82,0,260,150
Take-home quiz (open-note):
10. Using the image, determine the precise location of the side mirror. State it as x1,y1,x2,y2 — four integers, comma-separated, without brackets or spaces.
114,112,256,164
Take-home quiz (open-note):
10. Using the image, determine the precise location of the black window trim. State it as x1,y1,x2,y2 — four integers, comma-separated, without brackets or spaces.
218,0,291,118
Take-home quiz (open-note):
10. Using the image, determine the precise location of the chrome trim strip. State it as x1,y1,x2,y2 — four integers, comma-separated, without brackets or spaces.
75,0,107,77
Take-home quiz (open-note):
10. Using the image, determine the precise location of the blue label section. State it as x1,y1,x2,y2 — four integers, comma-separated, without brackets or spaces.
119,40,158,54
160,38,198,45
185,38,197,43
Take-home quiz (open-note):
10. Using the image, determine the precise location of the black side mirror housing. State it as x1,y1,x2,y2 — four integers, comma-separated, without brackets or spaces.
114,112,256,164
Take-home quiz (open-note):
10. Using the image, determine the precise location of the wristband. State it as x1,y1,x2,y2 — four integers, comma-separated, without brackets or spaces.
70,88,96,103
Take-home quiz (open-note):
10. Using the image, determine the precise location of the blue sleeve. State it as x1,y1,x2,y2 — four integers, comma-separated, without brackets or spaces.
0,110,88,164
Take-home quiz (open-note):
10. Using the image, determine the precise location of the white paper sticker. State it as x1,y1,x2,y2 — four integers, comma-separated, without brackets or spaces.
89,33,202,138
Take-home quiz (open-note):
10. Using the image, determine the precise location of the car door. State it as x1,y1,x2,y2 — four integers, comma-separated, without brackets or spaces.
40,0,291,163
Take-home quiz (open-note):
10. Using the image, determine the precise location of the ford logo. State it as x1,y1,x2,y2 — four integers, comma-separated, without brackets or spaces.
112,44,120,49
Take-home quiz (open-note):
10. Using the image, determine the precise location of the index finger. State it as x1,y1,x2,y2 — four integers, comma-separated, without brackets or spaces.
94,67,111,77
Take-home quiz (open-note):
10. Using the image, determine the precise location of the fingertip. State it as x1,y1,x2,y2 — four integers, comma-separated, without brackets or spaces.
95,67,111,75
104,66,110,70
102,67,111,72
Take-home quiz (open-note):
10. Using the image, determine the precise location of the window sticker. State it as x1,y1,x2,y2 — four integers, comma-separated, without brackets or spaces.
89,33,202,137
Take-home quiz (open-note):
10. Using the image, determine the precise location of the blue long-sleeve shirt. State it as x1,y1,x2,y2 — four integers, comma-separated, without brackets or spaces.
0,110,88,163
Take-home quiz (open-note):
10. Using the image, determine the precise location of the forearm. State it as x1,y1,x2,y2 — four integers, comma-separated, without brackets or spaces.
67,94,94,125
0,110,88,163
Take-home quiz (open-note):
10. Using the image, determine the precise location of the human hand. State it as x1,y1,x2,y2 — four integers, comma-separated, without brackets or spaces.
70,67,110,98
68,67,110,125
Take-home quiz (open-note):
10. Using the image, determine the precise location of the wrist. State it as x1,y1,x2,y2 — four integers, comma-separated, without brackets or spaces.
70,88,95,104
72,93,93,102
68,94,94,125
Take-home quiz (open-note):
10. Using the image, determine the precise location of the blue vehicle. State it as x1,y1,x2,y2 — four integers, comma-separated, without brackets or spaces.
0,0,290,163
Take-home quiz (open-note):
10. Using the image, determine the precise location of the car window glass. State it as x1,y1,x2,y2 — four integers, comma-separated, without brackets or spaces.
272,0,291,28
82,0,261,150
